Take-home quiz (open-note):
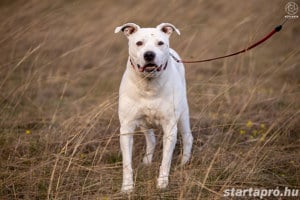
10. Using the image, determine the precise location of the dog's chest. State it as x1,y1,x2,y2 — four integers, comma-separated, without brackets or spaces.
138,98,167,127
142,109,161,127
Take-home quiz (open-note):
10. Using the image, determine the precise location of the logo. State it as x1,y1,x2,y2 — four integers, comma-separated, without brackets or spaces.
285,2,299,19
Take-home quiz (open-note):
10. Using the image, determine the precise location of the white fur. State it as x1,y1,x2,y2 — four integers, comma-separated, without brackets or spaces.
115,23,193,193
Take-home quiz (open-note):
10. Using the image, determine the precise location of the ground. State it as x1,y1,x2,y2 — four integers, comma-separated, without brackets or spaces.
0,0,299,199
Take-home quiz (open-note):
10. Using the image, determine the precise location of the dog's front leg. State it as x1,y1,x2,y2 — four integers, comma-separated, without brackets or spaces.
120,124,135,193
157,122,178,189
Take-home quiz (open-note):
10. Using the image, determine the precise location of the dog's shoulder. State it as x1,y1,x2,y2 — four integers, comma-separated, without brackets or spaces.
169,48,186,84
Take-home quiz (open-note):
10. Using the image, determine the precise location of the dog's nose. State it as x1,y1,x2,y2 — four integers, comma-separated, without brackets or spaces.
144,51,156,62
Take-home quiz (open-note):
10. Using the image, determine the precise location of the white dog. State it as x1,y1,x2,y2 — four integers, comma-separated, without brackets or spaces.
115,23,193,193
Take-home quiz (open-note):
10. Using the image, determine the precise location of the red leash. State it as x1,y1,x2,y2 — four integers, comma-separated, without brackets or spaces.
171,19,288,64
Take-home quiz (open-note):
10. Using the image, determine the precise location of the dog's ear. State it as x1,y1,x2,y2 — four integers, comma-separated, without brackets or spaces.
114,23,140,38
156,23,180,37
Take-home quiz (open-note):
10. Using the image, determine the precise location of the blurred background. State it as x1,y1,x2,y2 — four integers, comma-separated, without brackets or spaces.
0,0,299,199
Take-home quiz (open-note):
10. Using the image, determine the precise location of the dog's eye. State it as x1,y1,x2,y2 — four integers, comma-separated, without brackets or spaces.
136,41,143,46
158,41,164,46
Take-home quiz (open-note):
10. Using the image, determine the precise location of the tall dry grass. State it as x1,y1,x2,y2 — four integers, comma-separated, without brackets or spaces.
0,0,299,199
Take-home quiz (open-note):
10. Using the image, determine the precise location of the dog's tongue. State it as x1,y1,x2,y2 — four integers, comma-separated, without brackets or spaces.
143,63,157,72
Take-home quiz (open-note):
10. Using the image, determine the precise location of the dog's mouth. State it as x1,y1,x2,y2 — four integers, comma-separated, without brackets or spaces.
140,63,162,73
144,63,157,72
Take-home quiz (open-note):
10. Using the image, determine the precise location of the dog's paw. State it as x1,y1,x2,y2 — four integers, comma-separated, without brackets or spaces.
121,183,134,193
142,155,152,165
157,177,169,189
181,154,191,165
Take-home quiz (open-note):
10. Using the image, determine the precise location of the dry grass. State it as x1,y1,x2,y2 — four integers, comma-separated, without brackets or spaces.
0,0,299,199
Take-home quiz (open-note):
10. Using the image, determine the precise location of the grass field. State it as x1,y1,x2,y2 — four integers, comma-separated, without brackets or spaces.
0,0,299,199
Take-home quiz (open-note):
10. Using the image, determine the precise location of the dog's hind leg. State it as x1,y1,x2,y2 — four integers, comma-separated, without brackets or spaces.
178,110,193,165
143,129,156,165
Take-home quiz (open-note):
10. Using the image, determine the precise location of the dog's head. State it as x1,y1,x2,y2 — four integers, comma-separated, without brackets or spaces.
115,23,180,78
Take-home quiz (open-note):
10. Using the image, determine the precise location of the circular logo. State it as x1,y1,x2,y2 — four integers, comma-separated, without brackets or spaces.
285,2,298,15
